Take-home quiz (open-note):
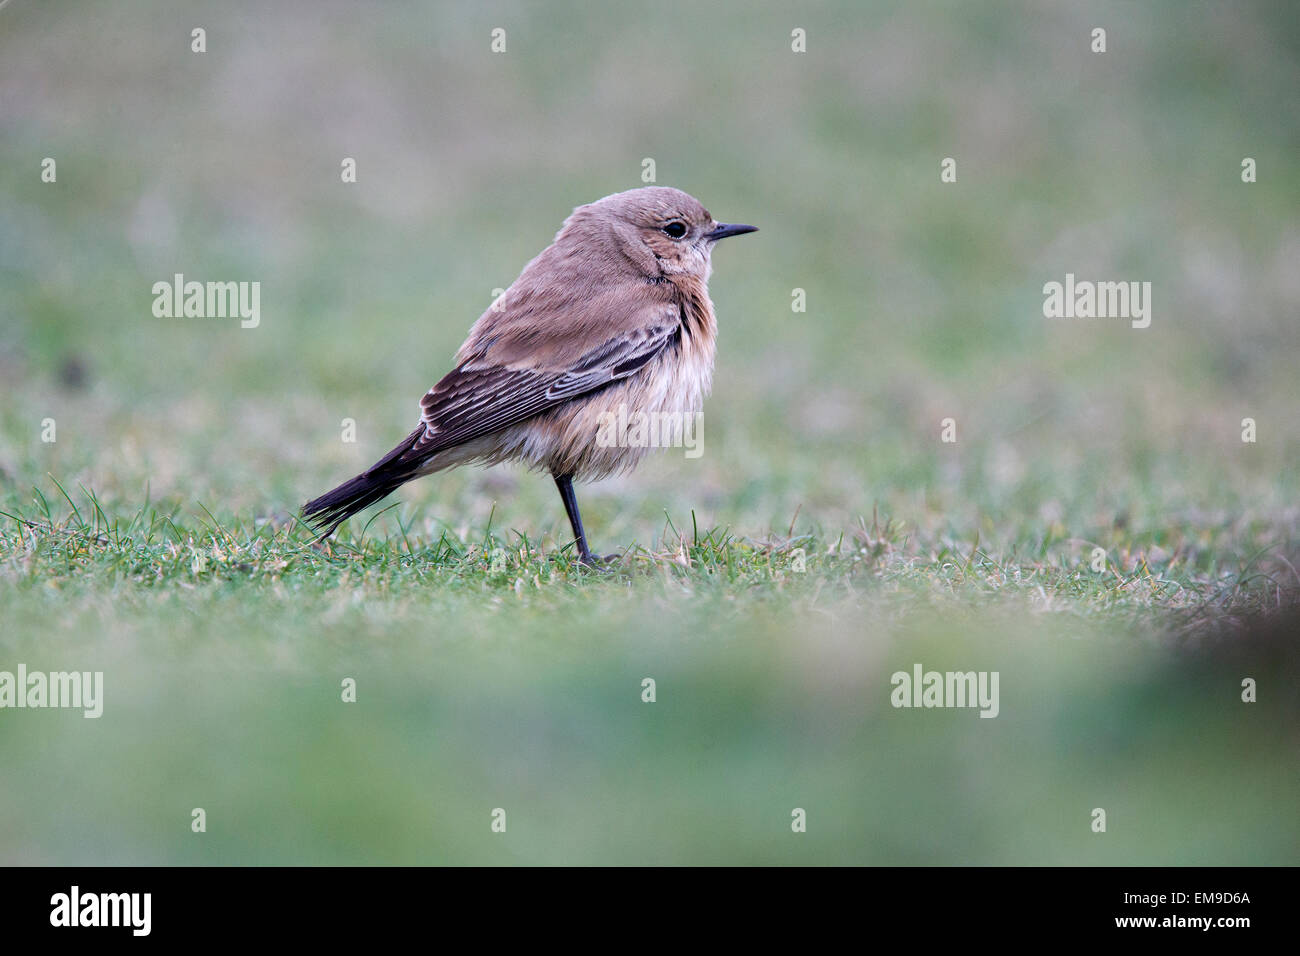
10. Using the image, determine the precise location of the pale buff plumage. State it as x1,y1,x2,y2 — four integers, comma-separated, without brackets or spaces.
303,186,756,563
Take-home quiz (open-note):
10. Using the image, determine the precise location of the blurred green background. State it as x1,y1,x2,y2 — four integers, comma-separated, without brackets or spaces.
0,0,1297,864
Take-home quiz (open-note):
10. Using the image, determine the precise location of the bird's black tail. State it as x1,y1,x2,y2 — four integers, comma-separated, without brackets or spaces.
302,426,427,538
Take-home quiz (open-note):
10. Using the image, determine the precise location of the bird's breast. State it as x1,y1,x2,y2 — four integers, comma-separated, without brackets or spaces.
653,277,717,417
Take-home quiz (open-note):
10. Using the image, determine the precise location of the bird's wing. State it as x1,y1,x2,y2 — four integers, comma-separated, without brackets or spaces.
409,309,680,457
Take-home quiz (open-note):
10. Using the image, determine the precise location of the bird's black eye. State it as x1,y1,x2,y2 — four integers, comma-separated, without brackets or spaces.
662,220,688,239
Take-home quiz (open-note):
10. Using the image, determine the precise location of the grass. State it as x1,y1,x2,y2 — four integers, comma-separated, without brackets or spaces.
3,490,1296,866
1,0,1298,864
2,490,1294,628
3,439,1294,868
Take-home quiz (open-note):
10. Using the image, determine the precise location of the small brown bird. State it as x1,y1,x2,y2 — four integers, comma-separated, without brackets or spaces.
303,186,756,564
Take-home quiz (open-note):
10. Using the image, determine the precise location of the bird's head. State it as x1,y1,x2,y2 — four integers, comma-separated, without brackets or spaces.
563,187,757,280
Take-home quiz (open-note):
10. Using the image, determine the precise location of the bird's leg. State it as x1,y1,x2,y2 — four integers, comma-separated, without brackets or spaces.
553,473,601,566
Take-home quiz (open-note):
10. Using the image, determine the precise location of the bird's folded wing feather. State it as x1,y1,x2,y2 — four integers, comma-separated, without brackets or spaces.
408,309,679,457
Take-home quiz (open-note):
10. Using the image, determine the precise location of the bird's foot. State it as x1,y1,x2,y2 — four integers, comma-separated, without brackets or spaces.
577,549,623,571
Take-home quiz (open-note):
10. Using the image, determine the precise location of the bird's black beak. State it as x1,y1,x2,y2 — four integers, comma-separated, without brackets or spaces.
706,222,758,241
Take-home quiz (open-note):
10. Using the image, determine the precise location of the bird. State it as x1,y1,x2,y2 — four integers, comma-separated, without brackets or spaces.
302,186,757,565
